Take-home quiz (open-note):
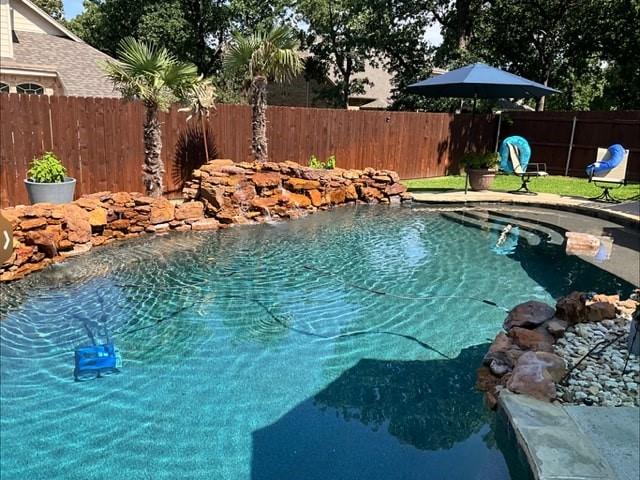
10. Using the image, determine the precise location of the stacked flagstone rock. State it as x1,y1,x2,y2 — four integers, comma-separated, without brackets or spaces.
0,192,213,282
182,159,411,224
477,292,640,408
0,160,410,282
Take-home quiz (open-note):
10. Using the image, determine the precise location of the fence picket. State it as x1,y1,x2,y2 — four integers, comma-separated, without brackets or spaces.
1,93,638,207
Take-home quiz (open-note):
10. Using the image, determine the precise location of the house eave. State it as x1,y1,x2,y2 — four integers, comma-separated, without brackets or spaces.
18,0,84,42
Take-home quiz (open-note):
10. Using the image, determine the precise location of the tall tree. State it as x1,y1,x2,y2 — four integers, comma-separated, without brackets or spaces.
434,0,638,111
367,0,439,111
102,38,200,196
223,26,303,162
32,0,64,20
430,0,484,65
68,0,291,78
296,0,378,108
580,0,640,110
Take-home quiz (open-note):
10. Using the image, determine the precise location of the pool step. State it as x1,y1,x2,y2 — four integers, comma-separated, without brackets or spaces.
465,210,565,245
440,211,542,246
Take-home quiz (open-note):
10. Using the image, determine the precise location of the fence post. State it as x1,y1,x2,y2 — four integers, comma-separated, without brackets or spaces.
47,95,54,150
494,113,502,152
564,116,577,176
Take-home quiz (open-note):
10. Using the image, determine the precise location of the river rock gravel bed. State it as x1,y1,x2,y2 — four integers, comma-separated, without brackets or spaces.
555,316,639,407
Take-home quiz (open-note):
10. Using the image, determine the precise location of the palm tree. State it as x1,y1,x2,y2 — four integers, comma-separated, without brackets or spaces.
223,26,303,162
180,78,217,163
102,38,199,197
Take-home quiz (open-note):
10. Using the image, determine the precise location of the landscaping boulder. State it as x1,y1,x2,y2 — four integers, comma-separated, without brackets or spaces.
555,291,588,324
504,301,555,330
508,327,554,352
506,351,559,401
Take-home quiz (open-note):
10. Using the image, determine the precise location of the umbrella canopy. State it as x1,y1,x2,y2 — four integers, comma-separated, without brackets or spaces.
407,63,560,99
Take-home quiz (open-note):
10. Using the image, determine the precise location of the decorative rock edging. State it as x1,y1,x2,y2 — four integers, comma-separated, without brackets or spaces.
0,160,410,282
182,159,411,224
477,291,640,409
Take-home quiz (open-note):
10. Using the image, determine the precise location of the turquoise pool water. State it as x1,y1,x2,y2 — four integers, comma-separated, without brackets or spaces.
0,205,633,480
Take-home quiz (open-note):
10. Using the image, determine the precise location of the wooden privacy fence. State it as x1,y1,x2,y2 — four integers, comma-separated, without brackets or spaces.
500,111,640,180
0,93,638,208
0,93,495,207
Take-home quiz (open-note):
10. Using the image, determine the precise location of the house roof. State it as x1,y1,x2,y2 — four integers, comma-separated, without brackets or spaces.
19,0,83,42
325,59,393,108
349,61,393,106
2,31,118,97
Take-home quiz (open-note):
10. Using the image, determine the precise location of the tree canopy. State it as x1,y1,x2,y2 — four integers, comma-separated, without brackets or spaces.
32,0,64,20
67,0,639,111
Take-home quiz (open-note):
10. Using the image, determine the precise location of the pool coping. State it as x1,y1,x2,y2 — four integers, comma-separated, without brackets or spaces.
498,391,618,480
410,192,639,229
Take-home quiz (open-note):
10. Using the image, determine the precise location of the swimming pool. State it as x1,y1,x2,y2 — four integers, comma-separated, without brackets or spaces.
0,205,634,480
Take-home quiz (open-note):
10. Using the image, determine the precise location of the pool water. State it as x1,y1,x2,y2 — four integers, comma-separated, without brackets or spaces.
0,205,633,480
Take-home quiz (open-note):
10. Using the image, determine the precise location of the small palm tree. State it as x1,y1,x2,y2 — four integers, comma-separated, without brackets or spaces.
180,78,217,162
223,26,303,162
102,38,199,197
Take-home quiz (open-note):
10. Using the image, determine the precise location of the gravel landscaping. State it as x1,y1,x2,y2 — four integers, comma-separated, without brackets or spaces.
555,315,639,407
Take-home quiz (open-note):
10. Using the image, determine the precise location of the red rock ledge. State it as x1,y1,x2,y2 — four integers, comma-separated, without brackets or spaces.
182,159,411,223
0,160,409,282
477,292,639,408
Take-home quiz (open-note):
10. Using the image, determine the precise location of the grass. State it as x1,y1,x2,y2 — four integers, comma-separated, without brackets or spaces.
403,174,640,201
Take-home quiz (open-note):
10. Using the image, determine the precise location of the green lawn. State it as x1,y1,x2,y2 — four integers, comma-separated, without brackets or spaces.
403,174,640,201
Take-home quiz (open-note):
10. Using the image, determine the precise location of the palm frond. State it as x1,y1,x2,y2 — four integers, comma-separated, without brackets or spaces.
179,78,217,120
223,26,304,84
100,37,199,111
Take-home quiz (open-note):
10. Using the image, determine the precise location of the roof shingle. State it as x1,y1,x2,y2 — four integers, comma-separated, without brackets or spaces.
2,31,119,98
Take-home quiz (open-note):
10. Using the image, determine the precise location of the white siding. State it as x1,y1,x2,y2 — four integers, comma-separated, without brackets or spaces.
11,0,62,36
0,0,13,58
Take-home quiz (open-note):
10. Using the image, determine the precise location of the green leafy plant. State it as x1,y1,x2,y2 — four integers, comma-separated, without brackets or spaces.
460,152,500,170
27,152,67,183
309,154,336,170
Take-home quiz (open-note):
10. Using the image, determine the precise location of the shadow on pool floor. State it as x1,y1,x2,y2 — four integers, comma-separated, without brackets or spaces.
250,344,533,480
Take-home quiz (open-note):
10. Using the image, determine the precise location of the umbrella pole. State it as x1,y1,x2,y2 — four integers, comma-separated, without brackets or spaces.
464,93,478,195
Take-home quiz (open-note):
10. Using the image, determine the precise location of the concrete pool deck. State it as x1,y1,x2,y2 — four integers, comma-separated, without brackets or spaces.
499,392,639,480
410,191,639,227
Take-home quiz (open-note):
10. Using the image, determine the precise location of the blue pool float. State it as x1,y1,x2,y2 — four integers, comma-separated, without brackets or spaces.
586,144,625,177
74,343,120,381
499,136,531,174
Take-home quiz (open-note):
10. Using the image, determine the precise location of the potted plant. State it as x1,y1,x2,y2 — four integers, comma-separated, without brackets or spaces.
24,152,76,204
460,151,500,191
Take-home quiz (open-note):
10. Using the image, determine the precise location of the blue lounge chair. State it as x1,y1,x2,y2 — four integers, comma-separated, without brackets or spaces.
499,136,548,194
586,144,629,203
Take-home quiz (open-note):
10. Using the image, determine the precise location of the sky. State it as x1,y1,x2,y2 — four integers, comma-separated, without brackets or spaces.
62,0,443,45
63,0,83,18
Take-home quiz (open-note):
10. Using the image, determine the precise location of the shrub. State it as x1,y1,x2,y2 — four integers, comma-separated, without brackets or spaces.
460,151,500,170
27,152,67,183
309,154,336,170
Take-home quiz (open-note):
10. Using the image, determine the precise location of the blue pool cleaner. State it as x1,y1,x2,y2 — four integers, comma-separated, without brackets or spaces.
585,144,625,177
74,343,121,381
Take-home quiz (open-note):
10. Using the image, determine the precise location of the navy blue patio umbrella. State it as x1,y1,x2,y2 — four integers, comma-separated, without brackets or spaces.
407,63,560,193
407,63,560,112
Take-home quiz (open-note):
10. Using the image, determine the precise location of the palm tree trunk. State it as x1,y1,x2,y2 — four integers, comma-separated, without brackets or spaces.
201,115,210,161
143,105,164,197
250,76,268,162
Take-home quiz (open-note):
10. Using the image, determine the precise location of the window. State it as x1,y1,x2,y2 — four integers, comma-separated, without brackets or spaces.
0,83,9,93
16,83,44,95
